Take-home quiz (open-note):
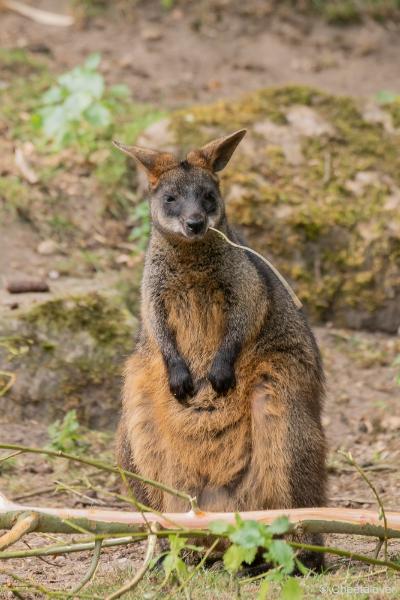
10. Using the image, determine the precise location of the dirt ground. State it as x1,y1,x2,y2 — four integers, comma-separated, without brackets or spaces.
0,1,400,597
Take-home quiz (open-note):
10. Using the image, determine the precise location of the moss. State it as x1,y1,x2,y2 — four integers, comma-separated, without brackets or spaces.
168,85,400,330
23,292,132,345
0,293,136,427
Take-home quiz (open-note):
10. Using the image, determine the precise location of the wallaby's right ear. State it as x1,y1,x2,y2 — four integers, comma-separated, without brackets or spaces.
113,140,178,187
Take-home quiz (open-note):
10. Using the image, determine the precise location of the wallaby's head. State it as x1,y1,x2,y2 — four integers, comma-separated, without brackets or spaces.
113,129,246,242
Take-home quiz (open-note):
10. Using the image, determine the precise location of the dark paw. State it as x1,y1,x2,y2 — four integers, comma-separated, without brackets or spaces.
168,359,195,402
208,359,236,395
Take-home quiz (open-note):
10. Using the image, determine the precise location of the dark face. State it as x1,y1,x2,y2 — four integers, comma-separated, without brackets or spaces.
150,162,224,241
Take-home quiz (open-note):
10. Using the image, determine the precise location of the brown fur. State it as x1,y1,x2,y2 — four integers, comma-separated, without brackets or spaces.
115,130,327,568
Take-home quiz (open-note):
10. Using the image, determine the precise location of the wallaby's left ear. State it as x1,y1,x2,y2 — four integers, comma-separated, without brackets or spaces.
187,129,247,172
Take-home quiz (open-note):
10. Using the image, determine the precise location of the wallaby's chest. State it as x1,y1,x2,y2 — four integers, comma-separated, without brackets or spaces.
164,278,226,369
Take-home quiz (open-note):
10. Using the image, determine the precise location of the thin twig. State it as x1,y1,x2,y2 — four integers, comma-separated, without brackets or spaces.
54,480,108,506
71,539,103,594
0,512,39,551
0,569,101,599
0,535,142,559
0,371,16,397
166,538,221,600
0,443,195,509
289,541,400,571
340,451,389,561
0,451,22,464
106,528,158,600
209,227,302,309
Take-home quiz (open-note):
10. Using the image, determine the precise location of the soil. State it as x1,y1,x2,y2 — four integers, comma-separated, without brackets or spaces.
0,0,400,597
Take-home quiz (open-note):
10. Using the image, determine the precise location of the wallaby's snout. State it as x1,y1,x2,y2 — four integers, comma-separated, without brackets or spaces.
185,214,207,237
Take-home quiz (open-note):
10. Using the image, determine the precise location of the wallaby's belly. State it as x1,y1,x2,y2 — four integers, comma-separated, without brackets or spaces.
165,285,226,377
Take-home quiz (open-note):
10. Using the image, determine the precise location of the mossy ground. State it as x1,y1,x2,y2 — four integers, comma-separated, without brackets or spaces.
169,86,400,329
0,293,136,427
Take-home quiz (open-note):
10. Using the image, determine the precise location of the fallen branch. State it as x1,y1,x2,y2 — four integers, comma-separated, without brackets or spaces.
1,492,400,539
2,0,74,26
0,512,39,551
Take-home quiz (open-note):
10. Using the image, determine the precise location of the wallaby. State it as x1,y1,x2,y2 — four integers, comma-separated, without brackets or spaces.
115,130,327,570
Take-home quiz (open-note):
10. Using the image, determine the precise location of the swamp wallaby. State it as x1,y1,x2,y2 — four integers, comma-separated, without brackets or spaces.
115,129,327,569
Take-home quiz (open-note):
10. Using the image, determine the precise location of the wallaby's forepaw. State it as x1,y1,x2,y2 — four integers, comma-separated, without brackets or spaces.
208,359,236,395
168,359,195,401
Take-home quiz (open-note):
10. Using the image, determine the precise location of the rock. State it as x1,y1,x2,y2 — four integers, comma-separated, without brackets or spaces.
0,292,136,428
139,85,400,333
37,239,59,256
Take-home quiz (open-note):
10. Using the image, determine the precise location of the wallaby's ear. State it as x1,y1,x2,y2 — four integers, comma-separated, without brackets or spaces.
113,140,178,186
187,129,246,173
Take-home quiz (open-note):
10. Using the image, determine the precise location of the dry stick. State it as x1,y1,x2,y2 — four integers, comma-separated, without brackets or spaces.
0,371,16,397
0,443,198,511
0,569,102,600
106,528,158,600
2,0,74,26
209,227,302,310
288,541,400,572
71,539,103,595
165,538,221,600
0,535,143,560
0,451,22,464
340,451,389,561
0,512,39,551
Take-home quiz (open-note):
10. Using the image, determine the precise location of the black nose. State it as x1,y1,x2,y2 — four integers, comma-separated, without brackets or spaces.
186,218,205,234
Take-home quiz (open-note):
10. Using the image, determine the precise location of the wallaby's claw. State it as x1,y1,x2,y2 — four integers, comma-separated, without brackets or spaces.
168,359,195,401
208,360,236,395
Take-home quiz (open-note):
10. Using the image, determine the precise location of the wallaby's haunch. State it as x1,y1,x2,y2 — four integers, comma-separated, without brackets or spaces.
115,130,327,569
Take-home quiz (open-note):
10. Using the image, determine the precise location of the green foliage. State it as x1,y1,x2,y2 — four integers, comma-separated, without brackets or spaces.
33,53,129,148
129,200,151,251
47,409,87,453
209,514,302,598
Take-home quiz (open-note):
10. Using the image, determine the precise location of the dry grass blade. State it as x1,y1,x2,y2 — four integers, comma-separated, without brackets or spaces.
105,530,158,600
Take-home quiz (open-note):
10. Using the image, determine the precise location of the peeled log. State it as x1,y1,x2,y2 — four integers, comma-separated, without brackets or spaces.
1,492,400,540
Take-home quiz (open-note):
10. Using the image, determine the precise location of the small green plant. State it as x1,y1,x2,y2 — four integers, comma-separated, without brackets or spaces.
129,200,151,251
158,515,305,598
33,53,129,148
47,409,87,453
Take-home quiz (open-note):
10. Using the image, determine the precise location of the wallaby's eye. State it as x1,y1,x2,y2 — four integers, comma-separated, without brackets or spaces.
204,191,216,212
165,196,176,204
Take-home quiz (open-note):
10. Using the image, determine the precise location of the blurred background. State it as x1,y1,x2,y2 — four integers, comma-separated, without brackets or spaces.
0,1,399,592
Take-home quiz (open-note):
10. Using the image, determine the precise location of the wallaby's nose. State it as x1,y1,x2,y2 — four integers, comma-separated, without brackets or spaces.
186,217,206,235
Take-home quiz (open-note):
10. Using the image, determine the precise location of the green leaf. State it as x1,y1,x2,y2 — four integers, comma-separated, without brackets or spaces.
84,102,111,127
281,577,303,600
209,520,232,535
230,520,266,548
42,85,64,105
40,105,69,138
63,91,93,119
268,516,291,536
223,544,247,573
109,84,130,98
376,90,398,105
257,578,269,600
59,69,104,99
266,540,295,574
84,52,101,70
